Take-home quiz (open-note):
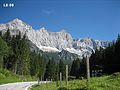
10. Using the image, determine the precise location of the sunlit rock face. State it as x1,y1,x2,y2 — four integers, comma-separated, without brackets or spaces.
0,18,109,59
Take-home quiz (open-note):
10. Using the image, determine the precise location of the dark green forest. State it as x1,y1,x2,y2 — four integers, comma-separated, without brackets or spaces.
90,35,120,75
0,29,120,81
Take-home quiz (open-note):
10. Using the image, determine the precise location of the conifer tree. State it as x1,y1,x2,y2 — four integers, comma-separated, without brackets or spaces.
70,58,81,78
3,29,11,45
19,34,30,75
44,59,56,80
0,37,9,69
59,59,66,79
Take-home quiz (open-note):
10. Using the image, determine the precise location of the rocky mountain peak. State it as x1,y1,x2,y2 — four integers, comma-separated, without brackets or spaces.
8,18,26,27
39,27,48,32
12,18,23,23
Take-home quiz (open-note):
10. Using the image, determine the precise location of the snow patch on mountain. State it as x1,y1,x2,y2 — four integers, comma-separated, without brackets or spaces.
36,45,60,52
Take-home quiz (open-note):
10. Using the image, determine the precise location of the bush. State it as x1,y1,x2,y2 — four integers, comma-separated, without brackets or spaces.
107,72,120,79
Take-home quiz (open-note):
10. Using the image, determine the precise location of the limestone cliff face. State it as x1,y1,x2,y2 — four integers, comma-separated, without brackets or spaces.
0,18,109,59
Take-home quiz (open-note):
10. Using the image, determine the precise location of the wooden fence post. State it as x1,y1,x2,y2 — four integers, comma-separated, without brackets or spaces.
60,72,62,88
86,56,90,88
66,65,68,86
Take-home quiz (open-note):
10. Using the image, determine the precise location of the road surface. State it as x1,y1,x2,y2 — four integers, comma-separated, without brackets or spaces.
0,81,47,90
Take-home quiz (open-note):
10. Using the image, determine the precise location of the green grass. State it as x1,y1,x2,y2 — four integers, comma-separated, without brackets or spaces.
31,72,120,90
0,69,35,84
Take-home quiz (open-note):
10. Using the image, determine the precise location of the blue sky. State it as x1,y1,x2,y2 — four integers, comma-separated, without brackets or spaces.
0,0,120,41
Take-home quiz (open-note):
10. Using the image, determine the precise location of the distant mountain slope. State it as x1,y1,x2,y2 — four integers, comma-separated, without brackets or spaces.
0,18,109,61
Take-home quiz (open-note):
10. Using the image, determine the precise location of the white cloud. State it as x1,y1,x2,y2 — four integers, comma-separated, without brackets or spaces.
42,9,54,15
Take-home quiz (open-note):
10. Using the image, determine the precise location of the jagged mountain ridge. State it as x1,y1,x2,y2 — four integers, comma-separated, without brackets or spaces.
0,18,109,60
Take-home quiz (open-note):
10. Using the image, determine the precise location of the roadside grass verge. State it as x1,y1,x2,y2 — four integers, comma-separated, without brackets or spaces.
0,69,35,84
31,72,120,90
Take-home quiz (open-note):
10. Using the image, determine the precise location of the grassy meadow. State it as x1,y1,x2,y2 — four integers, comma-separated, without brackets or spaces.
31,72,120,90
0,69,34,84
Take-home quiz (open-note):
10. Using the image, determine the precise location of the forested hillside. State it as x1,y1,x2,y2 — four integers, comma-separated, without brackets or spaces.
0,29,44,77
90,34,120,74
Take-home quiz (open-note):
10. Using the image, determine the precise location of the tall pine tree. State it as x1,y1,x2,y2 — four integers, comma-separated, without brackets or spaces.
0,37,9,69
